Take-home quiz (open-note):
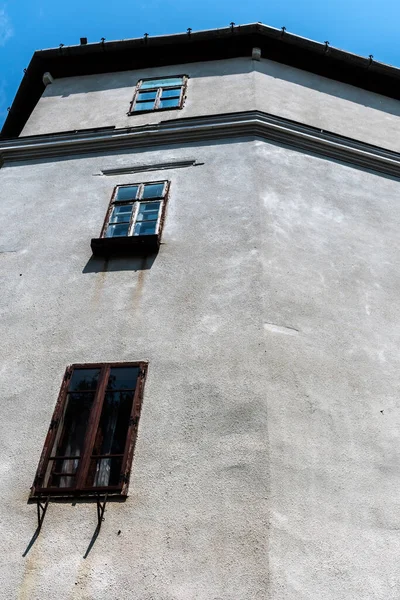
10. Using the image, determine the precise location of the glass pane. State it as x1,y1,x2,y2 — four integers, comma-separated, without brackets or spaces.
105,223,130,238
45,390,96,487
109,214,130,224
142,183,164,199
161,88,181,98
87,457,123,487
159,98,180,109
92,391,135,456
86,376,138,488
69,368,100,392
115,186,138,201
136,202,160,222
141,77,183,89
51,457,80,474
109,204,133,224
134,101,155,111
137,91,157,101
111,204,133,215
133,221,157,236
50,475,77,488
107,366,139,390
46,456,79,488
54,393,95,456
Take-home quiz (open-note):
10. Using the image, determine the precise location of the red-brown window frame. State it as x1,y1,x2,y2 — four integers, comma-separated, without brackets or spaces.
30,362,148,499
99,180,170,240
128,75,188,115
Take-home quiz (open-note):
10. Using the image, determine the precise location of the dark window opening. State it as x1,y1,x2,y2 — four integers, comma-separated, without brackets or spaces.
31,362,147,498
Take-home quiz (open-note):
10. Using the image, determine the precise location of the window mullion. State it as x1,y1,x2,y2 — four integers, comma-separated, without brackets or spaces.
76,365,110,490
128,184,142,235
129,202,140,236
155,87,162,109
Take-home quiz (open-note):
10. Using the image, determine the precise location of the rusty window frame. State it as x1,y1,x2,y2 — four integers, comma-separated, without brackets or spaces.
128,75,188,115
100,180,169,240
31,362,148,498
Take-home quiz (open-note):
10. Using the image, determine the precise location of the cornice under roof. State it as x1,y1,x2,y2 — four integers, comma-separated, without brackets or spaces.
2,22,400,139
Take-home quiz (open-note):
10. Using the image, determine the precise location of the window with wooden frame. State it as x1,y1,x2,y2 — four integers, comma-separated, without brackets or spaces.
31,362,148,498
91,181,169,257
128,76,187,114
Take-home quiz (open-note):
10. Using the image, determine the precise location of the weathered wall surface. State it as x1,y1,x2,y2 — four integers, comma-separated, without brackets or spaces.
20,57,400,152
1,139,400,599
254,59,400,152
20,58,254,137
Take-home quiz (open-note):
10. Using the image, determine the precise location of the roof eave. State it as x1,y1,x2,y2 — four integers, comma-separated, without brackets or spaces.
2,23,400,139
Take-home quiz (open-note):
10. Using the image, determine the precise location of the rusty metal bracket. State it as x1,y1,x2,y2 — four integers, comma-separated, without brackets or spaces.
37,496,50,531
83,494,109,558
96,494,108,529
22,496,50,556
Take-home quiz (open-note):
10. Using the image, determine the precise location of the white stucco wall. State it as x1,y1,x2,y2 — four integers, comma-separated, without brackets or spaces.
20,57,400,152
1,138,400,599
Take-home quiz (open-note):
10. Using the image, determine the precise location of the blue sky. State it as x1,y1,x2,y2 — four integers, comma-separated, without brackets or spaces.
0,0,399,129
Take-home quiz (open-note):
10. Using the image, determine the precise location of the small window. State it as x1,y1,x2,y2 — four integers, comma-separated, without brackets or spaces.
129,76,187,114
91,181,169,257
31,362,148,498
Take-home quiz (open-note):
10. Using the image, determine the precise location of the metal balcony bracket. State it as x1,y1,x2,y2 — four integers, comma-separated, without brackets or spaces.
37,496,50,531
96,494,108,530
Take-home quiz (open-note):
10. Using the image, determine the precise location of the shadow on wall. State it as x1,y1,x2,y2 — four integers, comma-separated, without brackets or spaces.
23,495,127,559
42,58,252,97
82,252,158,273
256,60,400,119
42,56,400,119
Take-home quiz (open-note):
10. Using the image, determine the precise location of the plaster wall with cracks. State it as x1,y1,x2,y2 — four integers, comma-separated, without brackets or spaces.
0,59,400,600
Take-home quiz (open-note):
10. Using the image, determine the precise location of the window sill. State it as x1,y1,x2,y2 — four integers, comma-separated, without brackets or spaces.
29,491,127,502
127,105,183,116
91,234,160,257
30,484,128,500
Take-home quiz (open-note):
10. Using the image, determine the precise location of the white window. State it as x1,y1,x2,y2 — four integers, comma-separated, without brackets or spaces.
103,181,168,239
129,76,187,113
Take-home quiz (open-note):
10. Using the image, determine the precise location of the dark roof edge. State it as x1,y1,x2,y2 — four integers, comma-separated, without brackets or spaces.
2,22,400,139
